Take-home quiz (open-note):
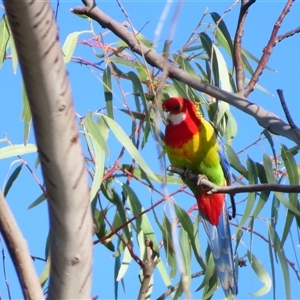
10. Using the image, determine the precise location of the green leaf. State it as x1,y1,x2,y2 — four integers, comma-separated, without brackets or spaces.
268,224,290,300
196,250,215,293
225,144,248,177
127,71,148,115
281,144,299,246
39,259,50,287
262,130,277,167
103,65,114,119
9,32,18,74
0,144,37,159
263,153,276,184
174,204,206,269
179,226,191,291
62,30,91,63
235,157,257,233
153,211,174,286
135,61,149,82
114,248,121,299
0,14,10,68
28,193,46,209
109,56,135,68
121,183,158,253
4,164,22,197
175,55,199,78
102,114,159,182
225,110,237,144
116,247,132,281
21,82,32,144
84,112,109,155
134,30,155,51
211,12,233,57
83,113,108,201
247,250,272,296
199,32,219,87
157,213,177,279
212,45,231,92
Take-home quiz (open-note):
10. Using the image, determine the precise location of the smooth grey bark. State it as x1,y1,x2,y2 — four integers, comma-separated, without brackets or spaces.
0,192,44,299
4,1,93,299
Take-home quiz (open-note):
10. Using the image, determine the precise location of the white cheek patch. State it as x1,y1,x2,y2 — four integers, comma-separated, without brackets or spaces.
168,112,186,125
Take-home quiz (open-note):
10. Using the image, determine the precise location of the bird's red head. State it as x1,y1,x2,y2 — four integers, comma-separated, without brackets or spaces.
163,97,198,125
162,97,186,115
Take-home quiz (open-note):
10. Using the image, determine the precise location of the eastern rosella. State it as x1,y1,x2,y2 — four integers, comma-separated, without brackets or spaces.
162,97,238,297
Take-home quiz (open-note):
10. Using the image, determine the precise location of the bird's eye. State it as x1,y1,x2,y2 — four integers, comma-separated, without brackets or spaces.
174,104,181,111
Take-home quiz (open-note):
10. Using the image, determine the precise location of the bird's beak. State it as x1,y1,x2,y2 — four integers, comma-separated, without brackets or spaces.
163,110,170,122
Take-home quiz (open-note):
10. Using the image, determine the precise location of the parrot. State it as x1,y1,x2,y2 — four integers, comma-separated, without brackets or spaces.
162,96,238,297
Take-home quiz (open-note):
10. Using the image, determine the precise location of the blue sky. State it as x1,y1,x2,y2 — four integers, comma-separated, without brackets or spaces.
1,1,300,299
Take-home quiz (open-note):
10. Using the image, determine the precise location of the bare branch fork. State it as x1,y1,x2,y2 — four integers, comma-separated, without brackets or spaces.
167,166,300,195
72,0,300,146
245,0,296,96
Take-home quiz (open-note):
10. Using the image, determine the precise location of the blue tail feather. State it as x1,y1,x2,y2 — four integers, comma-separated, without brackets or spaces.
200,203,238,297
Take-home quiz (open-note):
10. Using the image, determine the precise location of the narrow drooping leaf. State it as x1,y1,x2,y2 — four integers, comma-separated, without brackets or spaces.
153,211,175,285
225,144,248,177
39,259,50,287
263,130,277,167
21,83,32,144
116,247,132,281
0,144,37,159
174,204,205,269
281,144,299,246
4,164,22,197
103,65,114,119
247,250,272,296
28,193,46,209
0,15,10,68
102,114,159,182
212,45,231,92
268,224,290,300
83,112,107,201
62,30,91,63
211,12,233,57
235,157,257,234
121,183,159,253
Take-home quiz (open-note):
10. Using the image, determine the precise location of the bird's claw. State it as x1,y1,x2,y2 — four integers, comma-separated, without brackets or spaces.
197,174,208,186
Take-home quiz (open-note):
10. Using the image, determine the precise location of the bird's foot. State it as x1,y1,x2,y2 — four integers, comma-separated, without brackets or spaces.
197,175,217,195
196,174,208,186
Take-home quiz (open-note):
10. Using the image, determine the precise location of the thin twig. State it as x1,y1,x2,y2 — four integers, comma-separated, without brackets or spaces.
230,221,300,282
71,1,300,146
0,236,12,300
276,26,300,43
233,0,256,92
277,89,297,129
245,0,295,96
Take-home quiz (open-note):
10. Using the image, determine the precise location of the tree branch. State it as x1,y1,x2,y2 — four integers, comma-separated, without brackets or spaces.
276,26,300,43
138,239,159,300
4,0,93,298
72,0,300,146
245,0,295,96
233,0,256,92
0,192,44,299
277,89,298,130
167,166,300,195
